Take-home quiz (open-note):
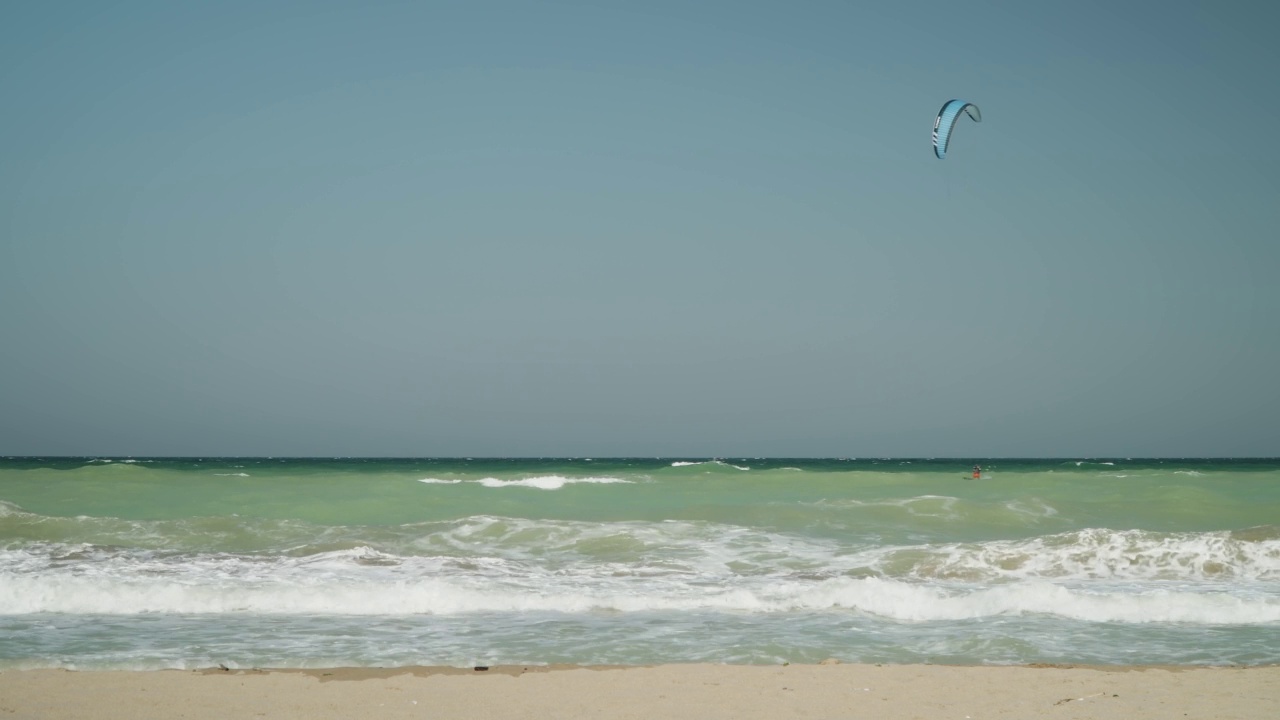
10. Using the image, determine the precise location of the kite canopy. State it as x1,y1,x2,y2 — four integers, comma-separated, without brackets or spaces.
932,99,982,159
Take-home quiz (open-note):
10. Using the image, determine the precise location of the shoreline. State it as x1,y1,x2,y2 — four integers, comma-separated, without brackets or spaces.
4,663,1278,719
191,659,1277,676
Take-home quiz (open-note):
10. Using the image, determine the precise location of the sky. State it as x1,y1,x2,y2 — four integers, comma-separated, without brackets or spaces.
2,0,1278,458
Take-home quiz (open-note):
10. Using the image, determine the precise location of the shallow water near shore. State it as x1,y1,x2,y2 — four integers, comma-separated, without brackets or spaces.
2,457,1278,669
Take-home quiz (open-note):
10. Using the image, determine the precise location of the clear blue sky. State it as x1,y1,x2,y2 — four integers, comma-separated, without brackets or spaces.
2,1,1277,457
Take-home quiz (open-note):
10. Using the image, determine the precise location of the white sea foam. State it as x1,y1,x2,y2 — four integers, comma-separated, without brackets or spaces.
415,476,630,489
3,562,1278,625
476,476,631,490
670,461,751,471
1002,499,1059,519
788,577,1280,624
862,528,1280,582
5,519,1280,625
7,503,1278,586
900,495,960,518
809,495,967,521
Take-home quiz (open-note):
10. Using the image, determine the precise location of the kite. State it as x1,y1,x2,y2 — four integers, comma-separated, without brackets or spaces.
933,99,982,159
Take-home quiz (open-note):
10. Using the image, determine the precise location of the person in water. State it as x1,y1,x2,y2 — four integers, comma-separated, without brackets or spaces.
972,465,981,479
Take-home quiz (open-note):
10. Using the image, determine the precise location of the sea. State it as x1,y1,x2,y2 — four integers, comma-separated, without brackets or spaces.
2,457,1278,670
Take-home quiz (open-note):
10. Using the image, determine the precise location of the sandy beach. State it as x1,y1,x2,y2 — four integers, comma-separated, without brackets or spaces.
2,663,1277,720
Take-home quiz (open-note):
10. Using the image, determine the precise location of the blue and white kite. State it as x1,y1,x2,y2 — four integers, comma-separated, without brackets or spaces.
932,99,982,159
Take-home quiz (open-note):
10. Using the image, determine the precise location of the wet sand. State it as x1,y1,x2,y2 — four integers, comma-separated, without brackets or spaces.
2,663,1278,719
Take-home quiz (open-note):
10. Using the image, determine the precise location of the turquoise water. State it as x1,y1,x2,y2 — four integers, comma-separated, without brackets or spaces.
2,457,1278,669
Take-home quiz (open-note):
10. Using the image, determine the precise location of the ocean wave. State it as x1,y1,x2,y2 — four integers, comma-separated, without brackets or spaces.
807,495,990,524
669,460,751,471
416,476,632,490
0,505,399,556
3,567,1277,625
790,577,1280,624
6,500,1280,583
864,527,1280,582
4,519,1279,624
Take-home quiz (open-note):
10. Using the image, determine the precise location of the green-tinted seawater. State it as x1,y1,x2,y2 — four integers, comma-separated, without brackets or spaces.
3,457,1277,539
2,457,1278,669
